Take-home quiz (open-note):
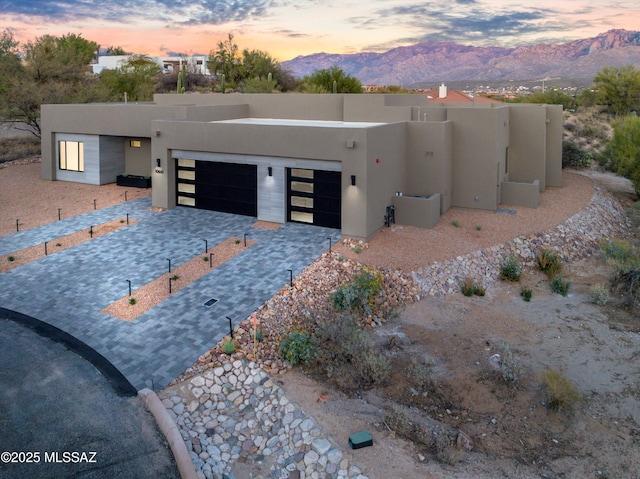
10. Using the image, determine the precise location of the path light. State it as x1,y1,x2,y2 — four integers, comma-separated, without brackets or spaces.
203,239,208,253
169,277,173,294
44,241,48,256
124,191,128,202
126,213,129,225
16,219,19,232
209,252,214,268
327,237,332,254
89,225,93,238
166,258,171,273
58,208,62,221
93,199,97,210
244,233,248,247
226,316,234,339
126,280,132,296
287,269,293,288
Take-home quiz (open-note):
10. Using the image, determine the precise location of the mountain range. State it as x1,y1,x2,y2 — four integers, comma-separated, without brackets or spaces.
281,29,640,87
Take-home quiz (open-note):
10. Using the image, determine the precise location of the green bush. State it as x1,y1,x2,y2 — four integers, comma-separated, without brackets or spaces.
551,276,572,296
221,338,236,355
600,239,640,272
520,286,532,302
451,220,461,228
315,315,390,389
540,369,581,411
278,330,318,366
499,255,521,282
589,283,610,305
128,297,136,305
331,268,383,314
7,256,15,262
460,277,485,297
0,137,41,163
536,248,563,279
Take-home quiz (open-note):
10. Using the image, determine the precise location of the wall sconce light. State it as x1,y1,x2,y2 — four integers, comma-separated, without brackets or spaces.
268,166,273,177
351,175,356,186
156,158,161,168
154,130,161,137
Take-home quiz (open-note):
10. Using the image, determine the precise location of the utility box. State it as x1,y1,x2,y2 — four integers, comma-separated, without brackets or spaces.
349,430,373,449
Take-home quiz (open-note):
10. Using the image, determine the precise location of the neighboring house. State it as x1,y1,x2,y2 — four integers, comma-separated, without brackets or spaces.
40,93,561,241
92,55,210,75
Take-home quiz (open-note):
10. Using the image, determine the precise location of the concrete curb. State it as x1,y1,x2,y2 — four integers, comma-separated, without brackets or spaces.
138,388,199,479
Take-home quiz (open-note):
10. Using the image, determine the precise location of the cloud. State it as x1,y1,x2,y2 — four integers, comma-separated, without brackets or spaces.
0,0,274,25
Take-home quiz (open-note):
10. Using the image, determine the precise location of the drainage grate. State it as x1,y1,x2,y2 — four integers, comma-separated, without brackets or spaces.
203,298,219,307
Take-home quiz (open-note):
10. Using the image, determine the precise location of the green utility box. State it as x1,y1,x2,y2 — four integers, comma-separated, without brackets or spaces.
349,430,373,449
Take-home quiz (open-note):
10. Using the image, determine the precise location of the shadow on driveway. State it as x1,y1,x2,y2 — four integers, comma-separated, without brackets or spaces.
0,316,178,479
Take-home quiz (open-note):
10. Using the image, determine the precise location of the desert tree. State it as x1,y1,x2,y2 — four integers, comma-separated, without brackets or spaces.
302,66,363,94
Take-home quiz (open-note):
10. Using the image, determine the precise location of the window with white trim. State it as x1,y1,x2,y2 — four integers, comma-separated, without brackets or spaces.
59,141,85,172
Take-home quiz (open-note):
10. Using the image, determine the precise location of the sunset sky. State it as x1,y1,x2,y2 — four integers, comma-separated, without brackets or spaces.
1,0,639,61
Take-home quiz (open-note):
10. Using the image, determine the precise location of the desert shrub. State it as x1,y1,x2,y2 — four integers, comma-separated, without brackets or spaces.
499,344,522,385
499,255,522,282
278,330,318,366
460,277,485,297
540,369,581,411
451,220,461,228
536,248,563,279
128,297,136,305
315,314,390,389
589,283,610,306
520,285,532,302
600,238,640,272
330,268,383,314
551,276,572,296
385,404,411,432
0,137,41,164
7,256,15,262
221,338,236,355
562,141,593,169
407,355,435,392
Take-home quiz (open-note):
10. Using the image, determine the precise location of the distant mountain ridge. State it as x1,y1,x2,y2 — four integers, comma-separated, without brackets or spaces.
281,30,640,86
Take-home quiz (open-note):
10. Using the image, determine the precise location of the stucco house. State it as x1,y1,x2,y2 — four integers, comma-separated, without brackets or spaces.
41,93,562,241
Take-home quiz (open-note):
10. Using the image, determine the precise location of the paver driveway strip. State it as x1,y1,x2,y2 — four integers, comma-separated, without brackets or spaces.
0,198,340,390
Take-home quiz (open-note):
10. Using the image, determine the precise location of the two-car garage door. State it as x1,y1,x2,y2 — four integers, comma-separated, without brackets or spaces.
176,159,341,229
177,160,257,217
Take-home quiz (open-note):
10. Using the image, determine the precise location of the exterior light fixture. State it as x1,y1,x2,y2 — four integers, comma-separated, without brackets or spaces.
351,175,356,186
156,158,161,167
268,166,273,176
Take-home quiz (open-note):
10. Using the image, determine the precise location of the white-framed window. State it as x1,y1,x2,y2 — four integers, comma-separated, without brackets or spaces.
59,140,84,172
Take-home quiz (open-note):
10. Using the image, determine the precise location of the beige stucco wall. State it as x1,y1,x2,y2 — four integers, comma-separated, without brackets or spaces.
406,121,453,213
40,103,189,181
508,104,547,191
545,105,563,187
447,106,509,210
392,193,441,228
125,138,151,176
501,180,540,208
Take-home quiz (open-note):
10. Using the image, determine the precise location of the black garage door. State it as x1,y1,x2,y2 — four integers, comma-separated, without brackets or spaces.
177,160,257,217
287,168,341,229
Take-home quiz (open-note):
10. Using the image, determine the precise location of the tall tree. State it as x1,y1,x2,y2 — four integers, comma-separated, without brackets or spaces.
1,32,106,137
593,65,640,116
302,66,363,94
208,34,243,86
606,116,640,194
99,54,160,102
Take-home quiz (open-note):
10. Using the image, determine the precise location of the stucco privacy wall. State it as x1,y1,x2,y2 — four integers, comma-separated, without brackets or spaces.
508,104,548,191
406,121,453,213
125,138,151,177
447,106,510,210
41,103,191,181
545,105,563,187
154,93,345,122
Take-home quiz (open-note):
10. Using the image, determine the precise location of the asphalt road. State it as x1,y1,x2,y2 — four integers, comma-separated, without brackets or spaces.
0,317,179,479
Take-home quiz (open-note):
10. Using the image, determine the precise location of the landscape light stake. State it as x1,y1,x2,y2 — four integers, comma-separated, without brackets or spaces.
327,237,332,254
16,219,19,232
203,239,208,253
124,191,128,202
44,241,48,256
226,316,234,339
288,269,293,288
126,213,129,225
93,199,97,210
244,233,248,247
209,252,214,268
126,280,132,296
89,225,93,238
169,277,173,294
58,208,62,221
166,258,171,273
